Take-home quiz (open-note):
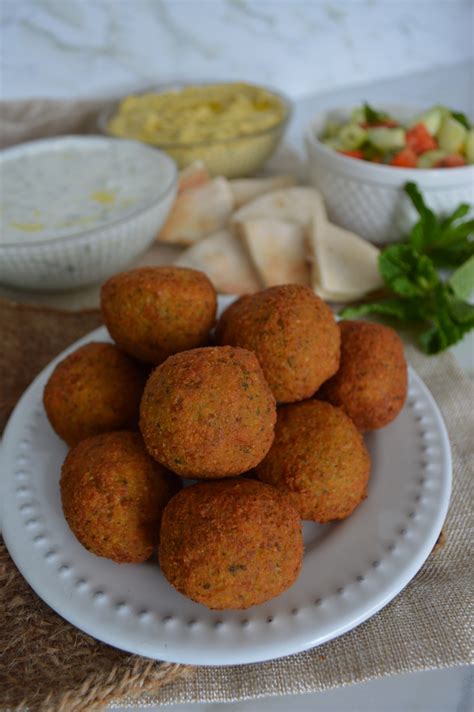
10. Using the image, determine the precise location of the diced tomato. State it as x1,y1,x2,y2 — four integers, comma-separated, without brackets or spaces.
390,147,418,168
338,149,364,159
434,154,466,168
361,119,399,128
406,123,437,155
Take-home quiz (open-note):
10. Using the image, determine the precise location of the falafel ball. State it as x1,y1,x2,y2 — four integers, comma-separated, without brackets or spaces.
61,431,180,563
159,478,303,609
255,400,370,523
216,285,340,403
43,342,147,447
140,346,276,478
100,266,216,364
319,320,407,431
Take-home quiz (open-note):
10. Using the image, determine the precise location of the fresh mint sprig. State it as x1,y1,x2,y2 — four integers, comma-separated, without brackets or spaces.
340,183,474,354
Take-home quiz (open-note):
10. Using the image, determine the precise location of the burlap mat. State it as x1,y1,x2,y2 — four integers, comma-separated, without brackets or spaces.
1,99,473,710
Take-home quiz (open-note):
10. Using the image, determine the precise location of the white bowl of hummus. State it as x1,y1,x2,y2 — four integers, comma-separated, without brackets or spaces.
100,82,291,178
0,135,177,291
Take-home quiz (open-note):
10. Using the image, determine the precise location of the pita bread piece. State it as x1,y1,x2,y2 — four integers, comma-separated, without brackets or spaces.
178,160,210,194
229,175,296,208
232,186,326,227
158,177,234,245
175,230,260,295
307,220,383,302
238,218,310,287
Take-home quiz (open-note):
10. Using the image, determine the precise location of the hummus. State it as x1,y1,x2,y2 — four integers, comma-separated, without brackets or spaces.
107,83,286,146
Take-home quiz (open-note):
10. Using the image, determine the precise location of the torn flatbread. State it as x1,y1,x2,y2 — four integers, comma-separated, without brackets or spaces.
158,177,234,245
178,160,210,194
174,230,260,294
232,186,326,227
229,175,296,208
307,220,383,302
238,218,310,287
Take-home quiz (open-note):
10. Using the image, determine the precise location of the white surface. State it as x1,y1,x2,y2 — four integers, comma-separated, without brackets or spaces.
306,104,474,244
1,0,472,101
1,297,451,665
0,136,177,290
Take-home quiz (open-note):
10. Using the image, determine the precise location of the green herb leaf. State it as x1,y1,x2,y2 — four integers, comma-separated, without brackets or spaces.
450,110,471,130
363,102,388,124
340,298,422,321
441,202,470,229
418,285,473,354
405,182,441,249
446,292,474,325
449,255,474,300
343,183,474,354
379,245,439,296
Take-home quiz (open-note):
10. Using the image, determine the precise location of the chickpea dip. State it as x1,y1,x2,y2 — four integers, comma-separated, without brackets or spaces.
107,82,286,145
104,83,290,178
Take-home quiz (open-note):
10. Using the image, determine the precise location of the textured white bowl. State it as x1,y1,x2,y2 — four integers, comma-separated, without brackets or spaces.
0,136,177,291
305,105,474,244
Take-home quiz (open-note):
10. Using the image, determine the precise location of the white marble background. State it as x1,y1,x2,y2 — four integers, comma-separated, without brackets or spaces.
1,0,473,101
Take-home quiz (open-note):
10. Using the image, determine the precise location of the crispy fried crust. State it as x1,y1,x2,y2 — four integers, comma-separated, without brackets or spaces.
216,285,340,403
43,342,147,447
100,266,217,364
139,346,276,478
255,400,370,523
60,431,180,563
159,478,303,609
319,320,408,431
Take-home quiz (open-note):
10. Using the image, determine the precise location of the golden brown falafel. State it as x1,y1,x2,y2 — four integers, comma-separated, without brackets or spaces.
61,431,180,563
255,400,370,523
43,342,147,447
100,266,217,364
216,285,340,403
319,320,407,431
159,478,303,609
139,346,276,478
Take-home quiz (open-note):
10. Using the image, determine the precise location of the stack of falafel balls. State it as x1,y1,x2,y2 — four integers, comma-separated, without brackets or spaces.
43,267,408,610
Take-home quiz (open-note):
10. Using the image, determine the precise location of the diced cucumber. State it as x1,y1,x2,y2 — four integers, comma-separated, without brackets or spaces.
339,123,367,150
437,116,467,153
323,121,342,139
321,136,344,151
351,107,366,124
465,128,474,164
410,107,444,136
366,127,406,152
417,150,448,168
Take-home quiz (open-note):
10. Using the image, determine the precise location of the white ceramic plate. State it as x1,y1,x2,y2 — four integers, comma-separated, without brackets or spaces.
1,297,451,666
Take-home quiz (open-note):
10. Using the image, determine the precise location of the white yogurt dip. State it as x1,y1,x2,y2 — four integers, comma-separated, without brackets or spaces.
0,136,176,245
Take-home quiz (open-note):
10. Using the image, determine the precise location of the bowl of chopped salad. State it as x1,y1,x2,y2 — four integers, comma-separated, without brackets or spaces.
305,103,474,244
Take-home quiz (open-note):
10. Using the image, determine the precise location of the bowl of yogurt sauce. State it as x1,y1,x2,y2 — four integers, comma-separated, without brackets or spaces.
0,135,177,291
